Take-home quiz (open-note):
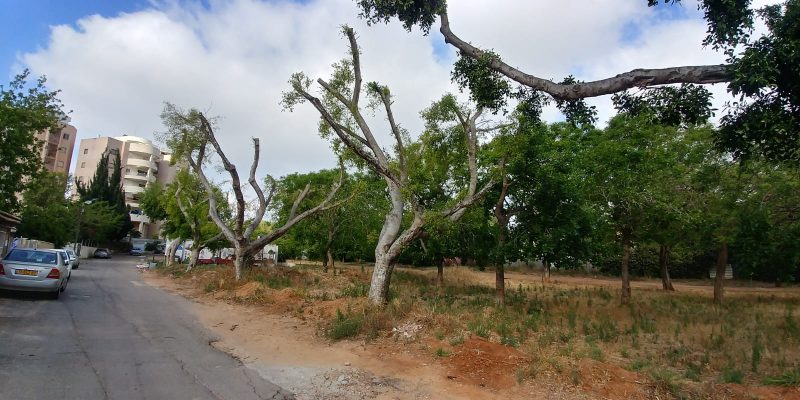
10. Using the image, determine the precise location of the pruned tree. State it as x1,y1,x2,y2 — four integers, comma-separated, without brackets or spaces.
283,27,494,305
159,103,342,280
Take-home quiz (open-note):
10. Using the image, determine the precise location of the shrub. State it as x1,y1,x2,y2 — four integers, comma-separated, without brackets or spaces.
326,308,363,340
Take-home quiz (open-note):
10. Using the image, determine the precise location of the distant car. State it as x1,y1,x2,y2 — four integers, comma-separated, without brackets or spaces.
130,248,144,256
65,249,80,269
0,248,71,299
94,248,111,259
154,244,165,254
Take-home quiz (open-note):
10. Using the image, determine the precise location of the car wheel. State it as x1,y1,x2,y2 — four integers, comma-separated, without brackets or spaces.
51,290,60,300
73,265,79,269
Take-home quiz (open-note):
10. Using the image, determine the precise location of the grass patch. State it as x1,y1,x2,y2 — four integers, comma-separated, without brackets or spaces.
764,367,800,386
325,308,363,340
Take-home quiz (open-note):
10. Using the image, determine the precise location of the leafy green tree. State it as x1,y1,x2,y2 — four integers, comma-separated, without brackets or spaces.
80,201,126,245
581,116,715,304
75,151,133,241
16,173,75,247
141,170,229,269
272,170,386,271
0,70,66,212
733,164,800,284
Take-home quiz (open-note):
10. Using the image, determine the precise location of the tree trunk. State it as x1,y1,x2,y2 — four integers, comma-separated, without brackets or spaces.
367,181,405,305
437,257,444,289
495,263,505,306
542,260,551,283
327,247,334,274
368,254,394,304
167,241,179,266
659,244,674,291
234,244,246,281
187,246,200,272
621,240,632,305
714,243,728,305
322,253,328,273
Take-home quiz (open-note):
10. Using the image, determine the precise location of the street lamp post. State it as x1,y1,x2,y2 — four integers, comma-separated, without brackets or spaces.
74,199,97,255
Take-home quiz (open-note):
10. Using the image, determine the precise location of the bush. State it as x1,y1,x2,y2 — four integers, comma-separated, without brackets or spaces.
326,308,363,340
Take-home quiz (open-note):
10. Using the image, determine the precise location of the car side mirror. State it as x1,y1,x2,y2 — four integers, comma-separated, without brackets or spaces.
64,259,70,266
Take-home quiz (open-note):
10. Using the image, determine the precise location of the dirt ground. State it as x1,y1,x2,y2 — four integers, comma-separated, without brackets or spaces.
142,266,800,400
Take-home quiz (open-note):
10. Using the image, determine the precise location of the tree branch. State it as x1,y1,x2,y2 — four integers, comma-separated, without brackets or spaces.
438,11,730,101
244,137,268,239
378,88,406,181
199,113,245,238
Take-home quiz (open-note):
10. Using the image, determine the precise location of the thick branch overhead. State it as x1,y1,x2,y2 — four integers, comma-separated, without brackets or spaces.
438,12,730,100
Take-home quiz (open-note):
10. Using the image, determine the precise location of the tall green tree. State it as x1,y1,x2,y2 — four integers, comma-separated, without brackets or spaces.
16,172,75,247
75,150,133,241
272,170,385,272
0,69,66,212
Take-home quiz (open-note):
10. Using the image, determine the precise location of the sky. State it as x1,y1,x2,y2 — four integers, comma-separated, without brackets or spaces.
1,0,772,181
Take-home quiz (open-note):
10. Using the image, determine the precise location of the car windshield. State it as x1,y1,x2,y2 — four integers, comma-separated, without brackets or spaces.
4,249,58,265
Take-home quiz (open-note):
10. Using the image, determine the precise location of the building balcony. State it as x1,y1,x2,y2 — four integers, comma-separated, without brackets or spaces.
127,158,155,170
123,185,145,194
128,141,157,157
125,172,149,182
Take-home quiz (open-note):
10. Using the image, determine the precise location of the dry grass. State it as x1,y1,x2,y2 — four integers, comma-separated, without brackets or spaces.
158,261,800,398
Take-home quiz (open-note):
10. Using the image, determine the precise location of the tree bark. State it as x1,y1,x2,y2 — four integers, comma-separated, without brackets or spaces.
659,244,675,291
621,240,632,305
714,243,728,305
436,257,444,290
542,260,551,283
187,246,200,272
234,244,245,281
326,247,334,274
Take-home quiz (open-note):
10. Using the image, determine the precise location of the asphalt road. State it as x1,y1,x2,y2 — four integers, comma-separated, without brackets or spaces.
0,255,293,400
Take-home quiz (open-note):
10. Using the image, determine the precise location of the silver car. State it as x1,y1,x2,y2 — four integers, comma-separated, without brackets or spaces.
65,248,80,269
0,248,71,299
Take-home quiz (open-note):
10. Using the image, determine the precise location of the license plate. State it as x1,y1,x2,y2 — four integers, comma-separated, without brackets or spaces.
15,269,38,276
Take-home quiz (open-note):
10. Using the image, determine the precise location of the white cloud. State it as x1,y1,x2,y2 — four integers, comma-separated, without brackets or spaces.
20,0,755,181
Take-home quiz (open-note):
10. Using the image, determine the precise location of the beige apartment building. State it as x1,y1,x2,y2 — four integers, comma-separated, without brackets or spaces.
36,123,77,175
74,136,177,239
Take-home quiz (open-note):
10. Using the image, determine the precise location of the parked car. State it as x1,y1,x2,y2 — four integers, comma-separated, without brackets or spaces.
94,248,111,259
65,249,80,269
130,248,144,256
0,248,71,299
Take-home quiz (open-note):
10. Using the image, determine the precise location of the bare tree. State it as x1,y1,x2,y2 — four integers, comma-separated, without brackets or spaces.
285,27,494,305
160,104,342,280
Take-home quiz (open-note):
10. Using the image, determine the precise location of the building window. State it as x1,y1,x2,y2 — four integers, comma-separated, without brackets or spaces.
81,162,86,168
83,149,88,154
56,161,64,168
62,133,70,140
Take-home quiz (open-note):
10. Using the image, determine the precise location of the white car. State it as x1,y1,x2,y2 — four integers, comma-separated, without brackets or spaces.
0,248,71,299
65,248,80,269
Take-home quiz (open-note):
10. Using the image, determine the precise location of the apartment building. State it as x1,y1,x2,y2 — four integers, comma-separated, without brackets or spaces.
36,123,77,175
74,136,177,239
